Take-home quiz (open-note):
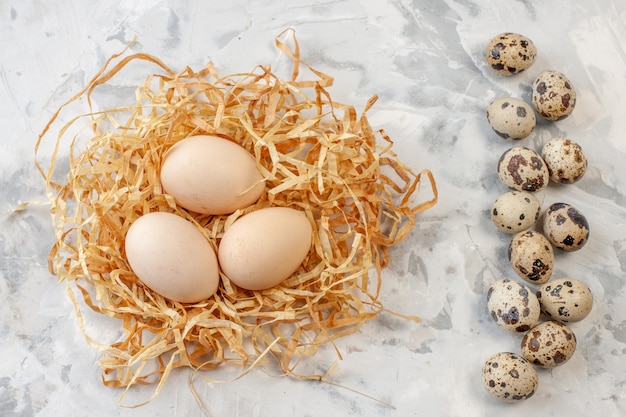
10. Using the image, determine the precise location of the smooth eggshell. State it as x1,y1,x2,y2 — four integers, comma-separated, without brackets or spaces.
218,207,313,291
521,320,577,368
125,212,220,303
537,277,593,323
160,135,265,215
482,352,538,402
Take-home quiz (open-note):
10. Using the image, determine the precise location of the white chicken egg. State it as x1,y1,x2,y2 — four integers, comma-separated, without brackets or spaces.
125,212,220,303
160,135,265,215
218,207,313,291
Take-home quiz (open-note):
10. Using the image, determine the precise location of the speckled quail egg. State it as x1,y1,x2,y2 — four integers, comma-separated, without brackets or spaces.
487,278,541,333
542,202,590,251
491,191,541,234
532,70,576,121
521,320,577,368
498,146,549,192
485,33,537,76
482,352,538,402
487,97,536,140
541,137,588,184
508,230,554,285
537,278,593,323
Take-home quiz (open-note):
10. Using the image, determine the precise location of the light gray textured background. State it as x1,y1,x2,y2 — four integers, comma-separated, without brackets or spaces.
1,1,625,416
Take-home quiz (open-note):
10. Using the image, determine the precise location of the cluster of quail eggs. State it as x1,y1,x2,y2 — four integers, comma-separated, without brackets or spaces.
481,32,594,403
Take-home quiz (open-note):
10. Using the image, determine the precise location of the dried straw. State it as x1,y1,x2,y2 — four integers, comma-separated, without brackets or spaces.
35,29,437,404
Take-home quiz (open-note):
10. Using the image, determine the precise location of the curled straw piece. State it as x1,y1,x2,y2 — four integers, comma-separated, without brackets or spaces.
35,29,437,403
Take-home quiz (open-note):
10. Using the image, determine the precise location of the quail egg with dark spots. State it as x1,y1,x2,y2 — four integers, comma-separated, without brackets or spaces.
491,191,541,234
509,230,554,285
487,278,541,333
487,97,536,140
521,320,577,368
498,146,549,193
537,277,593,323
532,70,576,121
482,352,539,402
541,137,588,184
542,202,590,251
485,32,537,76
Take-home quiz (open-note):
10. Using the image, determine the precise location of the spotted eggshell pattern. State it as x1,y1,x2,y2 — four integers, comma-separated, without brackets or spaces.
487,97,536,140
508,230,554,285
537,278,593,323
521,321,577,368
532,70,576,121
498,146,549,192
542,202,590,251
491,191,541,234
487,278,541,333
485,33,537,76
541,137,587,184
482,352,538,402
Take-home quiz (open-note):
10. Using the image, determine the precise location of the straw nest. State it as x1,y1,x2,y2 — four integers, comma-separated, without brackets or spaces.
35,29,437,403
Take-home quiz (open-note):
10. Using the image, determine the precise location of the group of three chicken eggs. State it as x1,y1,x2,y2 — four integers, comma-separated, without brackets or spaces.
124,135,313,303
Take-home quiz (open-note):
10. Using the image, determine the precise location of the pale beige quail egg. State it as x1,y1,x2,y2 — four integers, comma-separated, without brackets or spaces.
487,97,536,140
491,191,541,234
508,230,554,285
487,278,541,333
537,277,593,323
521,320,577,368
498,146,549,192
542,202,590,251
482,352,538,402
541,137,587,184
486,33,537,76
532,70,576,121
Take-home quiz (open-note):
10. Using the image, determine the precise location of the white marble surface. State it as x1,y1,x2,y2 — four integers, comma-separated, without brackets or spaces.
2,0,626,416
